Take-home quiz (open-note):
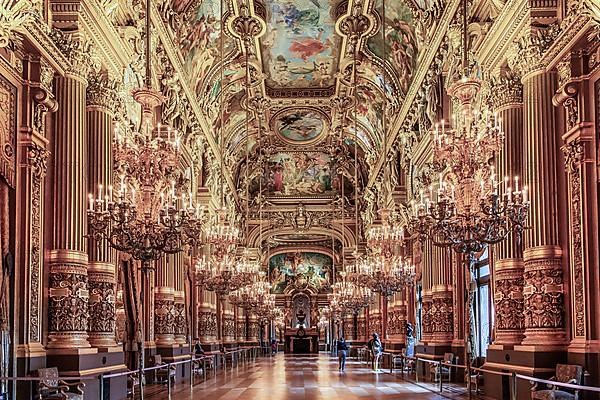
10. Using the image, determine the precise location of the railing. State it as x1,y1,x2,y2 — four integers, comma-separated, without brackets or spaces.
380,354,600,400
0,346,265,400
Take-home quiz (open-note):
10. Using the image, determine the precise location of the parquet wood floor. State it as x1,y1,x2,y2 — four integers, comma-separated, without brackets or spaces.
145,353,474,399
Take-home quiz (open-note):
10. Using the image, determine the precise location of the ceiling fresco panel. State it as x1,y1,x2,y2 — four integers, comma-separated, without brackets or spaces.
260,0,342,91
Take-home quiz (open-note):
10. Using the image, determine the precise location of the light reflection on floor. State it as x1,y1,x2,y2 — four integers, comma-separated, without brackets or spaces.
145,353,472,399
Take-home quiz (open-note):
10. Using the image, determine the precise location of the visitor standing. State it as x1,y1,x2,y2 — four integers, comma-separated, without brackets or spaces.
337,337,348,372
367,333,382,371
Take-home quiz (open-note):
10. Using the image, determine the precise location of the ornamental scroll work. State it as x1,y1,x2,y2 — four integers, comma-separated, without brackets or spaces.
198,311,217,337
523,262,565,329
494,277,525,331
0,74,16,187
562,139,585,337
88,279,116,334
48,270,89,332
154,299,176,335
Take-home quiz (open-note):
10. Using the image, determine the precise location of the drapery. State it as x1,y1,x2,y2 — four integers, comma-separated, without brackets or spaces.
120,258,141,370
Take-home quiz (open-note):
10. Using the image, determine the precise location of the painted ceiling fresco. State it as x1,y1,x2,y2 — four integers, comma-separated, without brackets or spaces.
269,252,333,294
260,0,340,89
273,109,327,143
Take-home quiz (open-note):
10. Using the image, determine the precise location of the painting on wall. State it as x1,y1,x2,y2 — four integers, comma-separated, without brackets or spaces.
260,0,340,88
264,152,335,195
274,109,326,143
177,0,236,97
269,252,332,294
366,0,418,95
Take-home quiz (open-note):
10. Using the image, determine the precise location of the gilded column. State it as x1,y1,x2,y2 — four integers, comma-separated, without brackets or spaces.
198,290,217,344
510,30,566,346
236,307,246,343
368,294,382,336
344,315,355,340
155,256,176,346
356,310,367,341
222,299,236,344
430,247,453,345
173,254,187,345
86,73,119,349
490,70,526,346
420,239,434,344
247,313,259,344
47,36,93,350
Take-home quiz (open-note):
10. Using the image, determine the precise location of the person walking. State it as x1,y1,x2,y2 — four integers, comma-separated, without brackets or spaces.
337,337,349,372
367,333,382,371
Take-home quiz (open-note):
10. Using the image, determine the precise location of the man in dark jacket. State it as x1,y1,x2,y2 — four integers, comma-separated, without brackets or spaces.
194,338,205,356
367,333,382,371
337,337,349,372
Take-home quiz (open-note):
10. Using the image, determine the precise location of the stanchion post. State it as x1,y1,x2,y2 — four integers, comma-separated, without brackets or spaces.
99,374,104,400
511,372,517,400
439,361,443,393
167,363,172,399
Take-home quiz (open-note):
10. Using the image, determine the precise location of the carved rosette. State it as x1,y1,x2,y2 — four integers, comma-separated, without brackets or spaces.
87,264,117,347
522,247,566,345
493,260,525,345
562,140,585,338
47,251,91,349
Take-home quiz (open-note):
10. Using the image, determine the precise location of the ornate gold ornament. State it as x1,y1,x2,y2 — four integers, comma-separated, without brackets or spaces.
0,0,33,48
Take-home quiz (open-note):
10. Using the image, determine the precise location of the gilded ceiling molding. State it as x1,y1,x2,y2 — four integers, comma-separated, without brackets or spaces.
149,2,240,205
50,30,94,80
336,0,376,56
365,0,461,190
0,0,34,48
507,26,559,79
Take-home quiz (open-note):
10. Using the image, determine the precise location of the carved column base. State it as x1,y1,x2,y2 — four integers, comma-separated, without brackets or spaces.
154,287,175,346
47,250,91,350
493,259,525,347
246,314,259,343
222,310,236,344
356,316,366,341
173,291,186,345
521,246,567,347
430,285,454,344
421,291,433,344
88,262,117,349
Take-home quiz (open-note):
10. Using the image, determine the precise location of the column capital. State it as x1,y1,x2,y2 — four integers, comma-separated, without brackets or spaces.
508,26,559,80
490,70,523,110
50,30,94,81
86,73,121,115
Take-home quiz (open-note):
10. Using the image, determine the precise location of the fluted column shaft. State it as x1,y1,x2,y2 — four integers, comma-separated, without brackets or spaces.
491,73,526,346
521,69,566,346
86,75,118,349
222,298,236,343
48,67,91,349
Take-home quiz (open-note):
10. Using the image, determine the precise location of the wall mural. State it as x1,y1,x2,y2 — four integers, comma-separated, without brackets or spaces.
261,0,340,88
366,0,418,95
274,109,325,143
355,83,384,142
264,152,335,195
269,252,332,294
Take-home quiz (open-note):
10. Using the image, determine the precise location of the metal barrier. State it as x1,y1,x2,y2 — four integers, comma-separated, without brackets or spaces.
0,345,264,400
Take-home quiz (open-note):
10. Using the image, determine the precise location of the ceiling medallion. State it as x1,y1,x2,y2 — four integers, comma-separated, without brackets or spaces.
272,108,328,145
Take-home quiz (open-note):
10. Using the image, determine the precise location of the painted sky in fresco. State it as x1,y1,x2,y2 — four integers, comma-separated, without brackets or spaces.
261,0,339,88
275,109,325,142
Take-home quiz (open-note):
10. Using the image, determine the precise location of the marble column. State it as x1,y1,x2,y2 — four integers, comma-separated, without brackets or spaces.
47,37,93,350
509,32,566,347
86,73,119,349
490,70,526,347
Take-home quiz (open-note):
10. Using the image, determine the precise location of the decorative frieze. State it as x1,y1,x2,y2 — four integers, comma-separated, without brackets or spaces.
198,311,217,338
493,259,525,345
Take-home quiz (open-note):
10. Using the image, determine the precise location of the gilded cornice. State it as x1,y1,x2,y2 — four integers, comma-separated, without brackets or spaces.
50,30,93,79
475,0,530,72
365,0,461,189
541,16,594,70
20,17,69,74
507,26,559,79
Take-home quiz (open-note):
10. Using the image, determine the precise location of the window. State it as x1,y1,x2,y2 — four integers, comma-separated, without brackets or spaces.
474,250,492,358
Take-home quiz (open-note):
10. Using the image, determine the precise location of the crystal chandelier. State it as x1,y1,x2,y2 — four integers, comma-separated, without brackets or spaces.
350,254,415,298
366,209,405,259
332,271,372,315
228,271,269,310
408,76,529,254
